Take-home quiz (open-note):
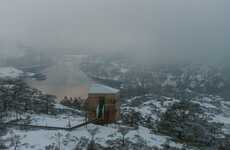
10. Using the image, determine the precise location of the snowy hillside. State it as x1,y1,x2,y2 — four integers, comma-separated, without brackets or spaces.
81,57,229,98
2,92,230,150
0,67,23,79
1,106,184,150
1,55,230,149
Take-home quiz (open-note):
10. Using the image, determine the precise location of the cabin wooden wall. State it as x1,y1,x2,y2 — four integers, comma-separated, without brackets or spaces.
86,93,120,123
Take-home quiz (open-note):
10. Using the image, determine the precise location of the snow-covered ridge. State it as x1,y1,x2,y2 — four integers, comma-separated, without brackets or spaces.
0,67,23,79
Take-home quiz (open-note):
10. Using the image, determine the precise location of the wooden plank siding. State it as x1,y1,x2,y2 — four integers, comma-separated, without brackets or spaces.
85,93,120,124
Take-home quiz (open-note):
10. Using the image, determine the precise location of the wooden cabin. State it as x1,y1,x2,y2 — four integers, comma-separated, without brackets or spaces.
85,84,120,124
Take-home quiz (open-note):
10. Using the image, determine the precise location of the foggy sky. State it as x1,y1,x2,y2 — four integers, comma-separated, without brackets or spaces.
0,0,229,64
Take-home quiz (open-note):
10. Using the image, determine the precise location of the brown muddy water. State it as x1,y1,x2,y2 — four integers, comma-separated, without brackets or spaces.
27,55,93,101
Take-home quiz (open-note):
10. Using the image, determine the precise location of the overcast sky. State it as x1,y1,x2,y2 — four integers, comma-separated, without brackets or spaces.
0,0,228,64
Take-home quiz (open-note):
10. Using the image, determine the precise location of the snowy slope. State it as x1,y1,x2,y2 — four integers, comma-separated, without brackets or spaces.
0,67,23,79
1,103,185,150
3,124,183,150
3,94,230,149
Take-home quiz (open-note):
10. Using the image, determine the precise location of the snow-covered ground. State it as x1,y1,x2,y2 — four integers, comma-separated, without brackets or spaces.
0,67,23,79
3,107,84,129
123,94,230,141
2,91,230,150
189,96,230,135
2,123,183,150
3,94,230,149
1,101,187,150
122,95,180,124
28,114,84,128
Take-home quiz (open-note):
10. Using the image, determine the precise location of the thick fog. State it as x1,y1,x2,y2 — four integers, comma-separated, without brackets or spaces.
0,0,228,64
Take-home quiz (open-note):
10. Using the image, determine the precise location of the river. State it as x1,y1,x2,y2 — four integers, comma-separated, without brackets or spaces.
27,55,93,101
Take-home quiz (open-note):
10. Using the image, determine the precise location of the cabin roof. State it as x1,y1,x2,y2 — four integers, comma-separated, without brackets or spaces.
89,84,119,94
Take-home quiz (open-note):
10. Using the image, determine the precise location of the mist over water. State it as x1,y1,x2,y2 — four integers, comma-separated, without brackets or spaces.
27,55,93,100
0,0,228,99
0,0,228,65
